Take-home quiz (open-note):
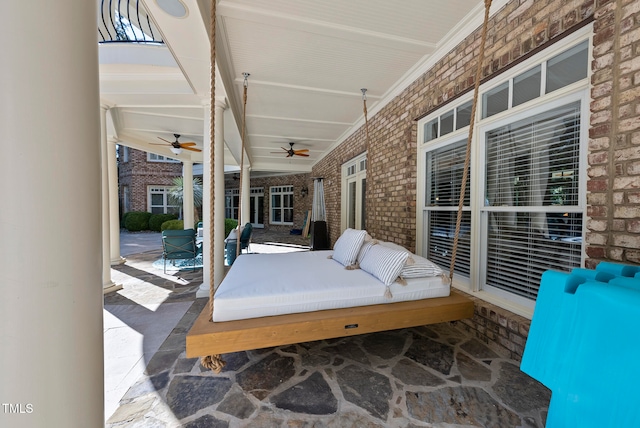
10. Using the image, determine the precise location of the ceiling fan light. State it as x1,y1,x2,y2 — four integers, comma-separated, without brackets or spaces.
170,147,182,155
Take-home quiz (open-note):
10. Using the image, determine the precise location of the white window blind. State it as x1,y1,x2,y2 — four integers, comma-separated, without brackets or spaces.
425,141,471,276
483,102,583,300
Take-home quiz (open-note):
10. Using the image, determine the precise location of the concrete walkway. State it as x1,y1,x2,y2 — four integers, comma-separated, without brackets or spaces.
105,231,550,427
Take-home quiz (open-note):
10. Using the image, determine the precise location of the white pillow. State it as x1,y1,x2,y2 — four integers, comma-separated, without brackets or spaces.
332,228,367,267
357,240,376,265
378,241,443,278
359,244,409,286
401,253,443,278
378,241,408,253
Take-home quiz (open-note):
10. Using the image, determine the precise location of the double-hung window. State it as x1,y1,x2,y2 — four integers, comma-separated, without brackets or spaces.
418,32,589,315
270,186,294,225
148,186,179,214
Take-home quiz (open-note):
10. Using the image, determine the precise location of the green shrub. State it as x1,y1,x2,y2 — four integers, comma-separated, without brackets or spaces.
124,211,152,232
161,219,184,231
121,211,132,229
225,218,238,237
149,213,178,232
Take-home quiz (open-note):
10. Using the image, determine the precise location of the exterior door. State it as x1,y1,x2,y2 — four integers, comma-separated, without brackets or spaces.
250,187,264,228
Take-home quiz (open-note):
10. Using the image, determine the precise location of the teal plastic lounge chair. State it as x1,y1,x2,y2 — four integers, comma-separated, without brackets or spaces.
161,229,202,273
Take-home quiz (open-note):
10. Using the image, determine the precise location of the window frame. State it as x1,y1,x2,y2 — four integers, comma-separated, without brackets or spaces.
417,27,591,318
148,185,179,215
341,153,367,231
148,152,180,163
477,91,589,310
270,185,294,225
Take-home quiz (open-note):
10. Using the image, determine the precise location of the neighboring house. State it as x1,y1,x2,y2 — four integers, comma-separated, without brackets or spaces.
119,144,312,231
117,146,183,217
223,173,311,232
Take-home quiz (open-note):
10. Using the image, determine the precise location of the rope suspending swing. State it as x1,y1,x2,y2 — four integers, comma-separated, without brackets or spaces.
200,0,225,373
448,0,492,284
201,0,251,371
361,88,370,148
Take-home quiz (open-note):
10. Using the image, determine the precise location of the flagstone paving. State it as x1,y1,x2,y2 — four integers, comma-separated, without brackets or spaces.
106,230,550,427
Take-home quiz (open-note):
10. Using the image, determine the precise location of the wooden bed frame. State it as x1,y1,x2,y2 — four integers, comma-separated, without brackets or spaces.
186,289,474,357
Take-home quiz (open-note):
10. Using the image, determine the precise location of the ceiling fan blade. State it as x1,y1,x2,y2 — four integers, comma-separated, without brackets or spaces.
293,149,309,153
149,142,170,145
179,142,197,146
157,137,173,144
294,153,310,157
182,146,202,152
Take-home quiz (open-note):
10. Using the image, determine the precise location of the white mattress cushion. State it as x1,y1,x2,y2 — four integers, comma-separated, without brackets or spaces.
212,250,450,321
332,228,367,267
359,244,409,286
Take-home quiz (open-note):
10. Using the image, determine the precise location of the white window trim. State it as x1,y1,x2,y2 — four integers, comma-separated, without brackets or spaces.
147,185,179,214
341,152,367,232
148,152,180,163
476,90,589,313
416,25,592,319
270,185,294,225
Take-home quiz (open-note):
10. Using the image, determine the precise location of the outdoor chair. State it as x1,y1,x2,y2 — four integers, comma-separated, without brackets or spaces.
224,223,253,265
161,228,202,273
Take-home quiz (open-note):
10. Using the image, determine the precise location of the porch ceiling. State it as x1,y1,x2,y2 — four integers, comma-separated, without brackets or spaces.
99,0,503,174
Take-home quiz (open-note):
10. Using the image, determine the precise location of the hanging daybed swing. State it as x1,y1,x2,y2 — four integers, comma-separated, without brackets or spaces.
188,0,493,372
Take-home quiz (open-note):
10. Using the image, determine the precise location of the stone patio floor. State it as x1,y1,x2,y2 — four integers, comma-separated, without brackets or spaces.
106,230,550,427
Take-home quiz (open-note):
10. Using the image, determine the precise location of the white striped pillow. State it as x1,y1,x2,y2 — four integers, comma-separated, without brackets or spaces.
401,253,443,278
378,241,442,278
359,244,409,286
332,228,367,267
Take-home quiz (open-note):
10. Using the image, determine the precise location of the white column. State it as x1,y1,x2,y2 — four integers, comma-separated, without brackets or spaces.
101,109,121,293
0,1,104,426
108,138,124,265
198,102,212,297
241,162,251,226
214,100,226,288
183,161,195,229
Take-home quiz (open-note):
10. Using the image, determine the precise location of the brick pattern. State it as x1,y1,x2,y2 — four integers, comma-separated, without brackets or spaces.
224,173,312,232
312,0,639,358
587,0,640,266
118,147,183,214
456,292,531,362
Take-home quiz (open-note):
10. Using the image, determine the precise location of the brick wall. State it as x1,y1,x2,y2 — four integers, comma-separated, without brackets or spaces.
312,0,640,359
586,0,640,267
455,291,531,361
224,173,312,232
118,147,183,214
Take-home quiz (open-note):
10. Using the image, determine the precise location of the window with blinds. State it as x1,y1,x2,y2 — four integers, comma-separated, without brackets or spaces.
483,102,583,300
425,141,471,276
419,34,589,309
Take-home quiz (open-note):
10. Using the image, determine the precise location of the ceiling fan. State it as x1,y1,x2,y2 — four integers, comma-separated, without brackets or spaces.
271,142,309,158
151,134,202,154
